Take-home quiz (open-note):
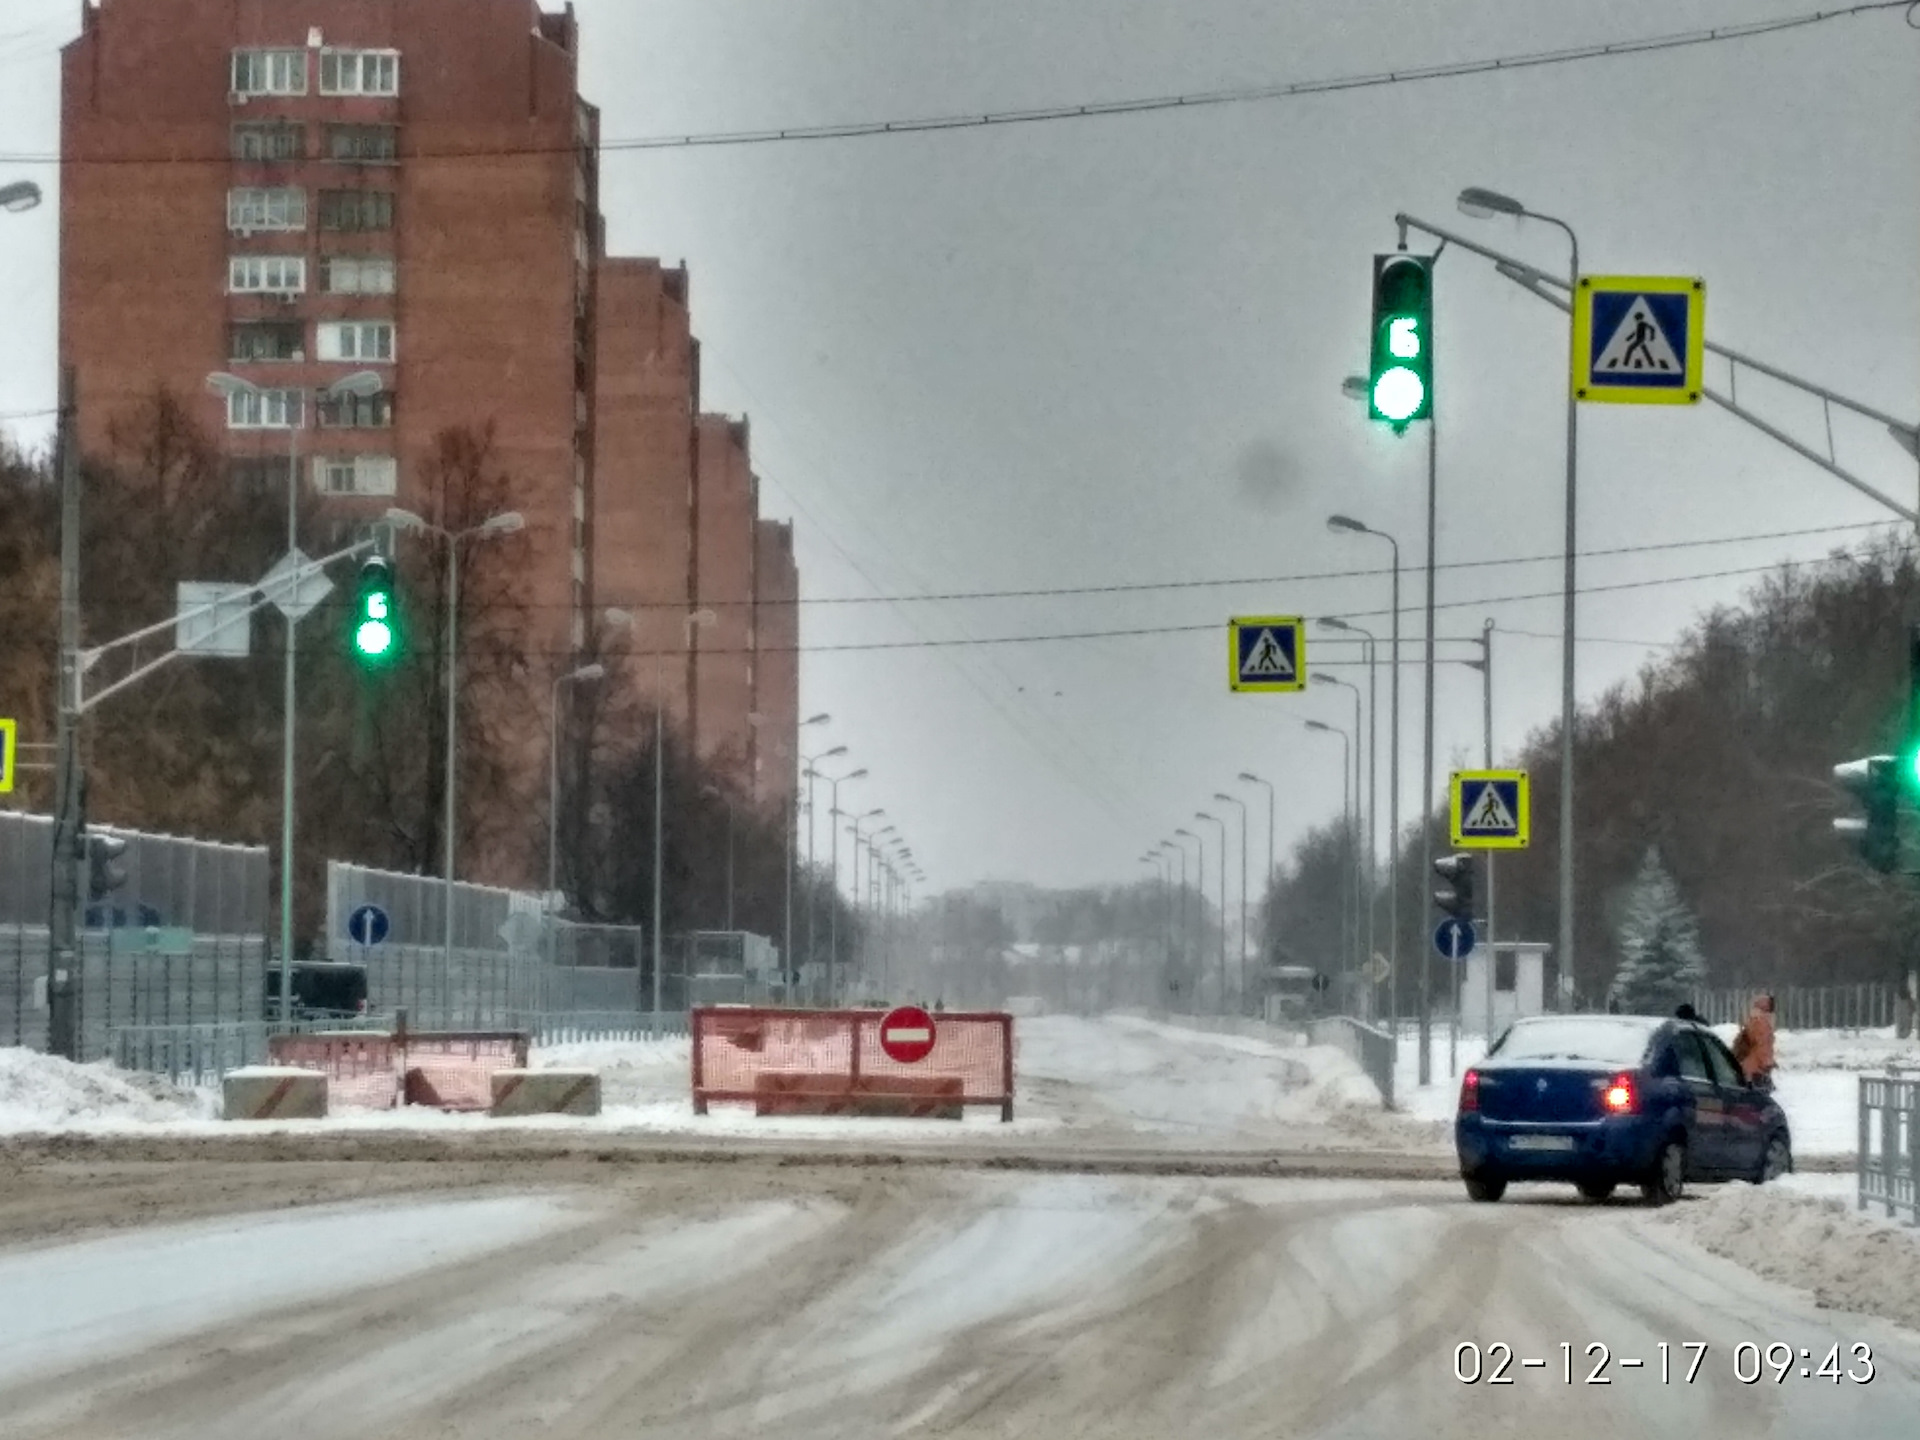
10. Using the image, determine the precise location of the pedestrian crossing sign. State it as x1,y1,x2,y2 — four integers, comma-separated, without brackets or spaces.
0,719,13,795
1229,617,1305,693
1450,769,1530,849
1572,274,1705,405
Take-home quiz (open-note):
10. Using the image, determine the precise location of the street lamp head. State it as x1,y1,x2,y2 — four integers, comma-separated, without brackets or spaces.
205,371,256,400
1212,792,1236,804
803,712,831,727
1340,375,1369,403
0,180,43,214
1237,771,1263,784
1174,828,1196,840
384,507,428,533
844,768,868,781
481,511,525,536
1326,514,1370,536
817,745,849,761
1196,811,1216,823
1316,616,1353,634
1305,719,1335,735
570,663,606,683
327,370,385,400
1458,185,1525,220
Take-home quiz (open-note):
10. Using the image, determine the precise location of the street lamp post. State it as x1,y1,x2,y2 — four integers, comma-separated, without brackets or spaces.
385,504,525,1017
1304,719,1353,988
1194,811,1227,1012
1236,772,1274,1011
208,369,382,1023
0,180,43,213
1458,183,1582,1022
849,809,886,996
1171,830,1200,1007
1312,673,1366,990
802,742,848,995
1212,792,1248,1013
784,715,831,985
1317,625,1378,1011
1325,515,1402,1036
822,768,868,1004
547,662,606,903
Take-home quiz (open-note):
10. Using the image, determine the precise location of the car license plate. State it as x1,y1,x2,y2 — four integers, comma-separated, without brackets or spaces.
1508,1134,1575,1152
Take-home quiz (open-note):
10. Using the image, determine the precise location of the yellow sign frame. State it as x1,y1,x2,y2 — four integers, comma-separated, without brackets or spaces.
1450,769,1530,849
1572,274,1706,406
0,719,14,795
1228,617,1306,693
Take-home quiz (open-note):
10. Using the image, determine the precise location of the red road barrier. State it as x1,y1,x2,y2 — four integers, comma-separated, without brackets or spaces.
267,1030,529,1112
692,1008,1014,1122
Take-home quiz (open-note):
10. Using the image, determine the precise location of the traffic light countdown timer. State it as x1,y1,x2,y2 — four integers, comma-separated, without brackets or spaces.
1369,252,1435,429
352,556,399,664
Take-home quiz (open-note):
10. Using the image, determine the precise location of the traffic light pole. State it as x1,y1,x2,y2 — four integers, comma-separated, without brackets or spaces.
48,366,82,1061
279,422,299,1026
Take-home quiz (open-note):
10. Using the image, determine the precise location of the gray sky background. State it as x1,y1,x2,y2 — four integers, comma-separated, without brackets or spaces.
2,2,1916,894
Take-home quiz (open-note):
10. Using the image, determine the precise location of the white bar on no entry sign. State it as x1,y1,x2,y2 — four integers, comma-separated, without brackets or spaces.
884,1027,932,1044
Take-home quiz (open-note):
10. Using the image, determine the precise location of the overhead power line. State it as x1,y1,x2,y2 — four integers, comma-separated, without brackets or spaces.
0,4,1904,167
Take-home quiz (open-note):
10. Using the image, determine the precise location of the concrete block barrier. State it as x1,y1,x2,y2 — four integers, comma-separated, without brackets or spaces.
223,1066,328,1120
489,1069,601,1117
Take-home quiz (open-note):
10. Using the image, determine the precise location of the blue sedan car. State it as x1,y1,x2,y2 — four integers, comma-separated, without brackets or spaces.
1455,1013,1792,1205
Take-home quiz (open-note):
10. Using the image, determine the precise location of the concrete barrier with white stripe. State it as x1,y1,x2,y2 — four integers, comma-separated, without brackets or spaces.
223,1066,328,1120
489,1069,601,1117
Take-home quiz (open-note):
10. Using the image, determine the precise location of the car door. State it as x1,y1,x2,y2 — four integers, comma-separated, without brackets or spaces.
1671,1029,1729,1175
1699,1029,1765,1177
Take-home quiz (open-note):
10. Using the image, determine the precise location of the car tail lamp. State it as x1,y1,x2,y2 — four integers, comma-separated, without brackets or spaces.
1603,1073,1636,1114
1459,1069,1480,1113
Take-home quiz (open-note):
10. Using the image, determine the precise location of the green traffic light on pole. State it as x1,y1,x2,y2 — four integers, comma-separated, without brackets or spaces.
353,556,398,663
1369,252,1435,428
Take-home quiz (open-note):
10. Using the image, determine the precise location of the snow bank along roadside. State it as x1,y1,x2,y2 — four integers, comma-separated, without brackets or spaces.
1655,1180,1920,1334
0,1048,210,1131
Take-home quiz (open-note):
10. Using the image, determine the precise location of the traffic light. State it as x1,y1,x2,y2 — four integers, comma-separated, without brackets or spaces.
352,557,398,663
1433,853,1477,920
1833,755,1900,873
1369,252,1435,429
86,829,129,903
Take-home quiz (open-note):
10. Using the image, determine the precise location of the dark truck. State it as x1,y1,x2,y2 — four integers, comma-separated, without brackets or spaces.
264,961,371,1023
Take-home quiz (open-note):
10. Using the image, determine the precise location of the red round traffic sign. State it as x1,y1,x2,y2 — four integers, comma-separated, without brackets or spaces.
878,1005,937,1064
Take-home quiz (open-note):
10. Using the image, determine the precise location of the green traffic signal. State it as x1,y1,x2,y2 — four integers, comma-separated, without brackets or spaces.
352,558,398,664
1368,253,1434,428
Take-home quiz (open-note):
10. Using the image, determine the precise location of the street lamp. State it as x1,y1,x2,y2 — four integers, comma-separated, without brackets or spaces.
1194,811,1227,1012
0,180,42,213
1171,829,1200,1006
1212,792,1248,1013
1324,514,1402,1035
385,504,525,1008
802,741,848,986
547,662,605,903
1236,771,1275,993
1458,182,1582,1021
819,766,868,1004
208,369,382,1022
1304,718,1354,987
780,713,831,983
1316,632,1377,1002
848,808,887,998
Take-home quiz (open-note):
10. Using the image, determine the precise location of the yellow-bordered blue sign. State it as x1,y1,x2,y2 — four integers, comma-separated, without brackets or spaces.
1572,275,1705,405
0,719,14,795
1228,617,1305,693
1450,769,1530,849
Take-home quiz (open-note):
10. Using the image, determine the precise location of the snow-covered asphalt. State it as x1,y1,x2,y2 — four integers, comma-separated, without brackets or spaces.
2,1166,1918,1439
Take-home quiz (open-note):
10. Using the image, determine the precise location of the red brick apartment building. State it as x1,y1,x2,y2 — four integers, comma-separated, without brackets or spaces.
60,0,798,885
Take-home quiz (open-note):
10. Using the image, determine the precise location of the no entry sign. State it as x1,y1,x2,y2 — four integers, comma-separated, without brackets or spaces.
878,1005,937,1064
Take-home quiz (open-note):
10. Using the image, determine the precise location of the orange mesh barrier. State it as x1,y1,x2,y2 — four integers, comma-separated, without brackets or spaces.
692,1008,1014,1121
266,1031,528,1112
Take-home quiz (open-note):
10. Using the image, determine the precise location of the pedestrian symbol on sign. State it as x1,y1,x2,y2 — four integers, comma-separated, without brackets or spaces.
1462,783,1517,834
1593,296,1682,376
1244,630,1294,679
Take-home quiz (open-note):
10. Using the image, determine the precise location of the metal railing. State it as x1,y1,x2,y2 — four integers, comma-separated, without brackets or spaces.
1310,1015,1396,1109
1858,1075,1919,1224
1691,983,1904,1030
516,1010,690,1045
109,1015,393,1087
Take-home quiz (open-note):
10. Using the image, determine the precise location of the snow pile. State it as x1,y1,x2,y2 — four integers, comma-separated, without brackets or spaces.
1658,1182,1920,1333
0,1048,210,1131
536,1036,688,1111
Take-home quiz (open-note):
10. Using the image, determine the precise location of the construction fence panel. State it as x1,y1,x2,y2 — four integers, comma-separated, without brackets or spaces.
1858,1075,1920,1225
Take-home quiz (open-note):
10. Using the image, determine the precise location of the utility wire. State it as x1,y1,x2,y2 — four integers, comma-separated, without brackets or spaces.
0,3,1903,167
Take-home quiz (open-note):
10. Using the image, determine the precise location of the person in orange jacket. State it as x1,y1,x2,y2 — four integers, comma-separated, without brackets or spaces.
1731,993,1777,1089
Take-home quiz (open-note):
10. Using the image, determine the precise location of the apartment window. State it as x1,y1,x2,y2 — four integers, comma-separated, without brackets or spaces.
227,456,294,492
228,255,307,294
321,255,395,294
316,321,395,363
314,454,398,496
317,391,395,429
319,189,394,232
228,322,305,362
232,49,307,97
232,122,304,162
226,387,303,429
228,187,306,233
318,49,400,97
326,124,399,164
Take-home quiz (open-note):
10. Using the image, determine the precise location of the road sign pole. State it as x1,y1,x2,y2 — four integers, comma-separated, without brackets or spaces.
1560,231,1582,1030
279,418,300,1028
48,366,82,1061
1418,408,1438,1089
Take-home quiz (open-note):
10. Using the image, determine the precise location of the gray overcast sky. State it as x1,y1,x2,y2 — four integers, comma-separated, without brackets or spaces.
2,2,1916,894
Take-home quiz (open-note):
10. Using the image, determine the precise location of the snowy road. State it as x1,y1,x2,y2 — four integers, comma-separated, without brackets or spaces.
2,1165,1917,1439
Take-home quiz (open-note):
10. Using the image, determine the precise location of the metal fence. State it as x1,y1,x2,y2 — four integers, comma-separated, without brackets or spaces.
1,811,270,1061
1310,1015,1396,1109
1690,983,1906,1030
1859,1075,1919,1225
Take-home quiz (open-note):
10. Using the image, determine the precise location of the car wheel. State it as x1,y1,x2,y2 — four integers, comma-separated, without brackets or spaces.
1576,1179,1616,1202
1640,1139,1686,1206
1752,1133,1791,1185
1465,1176,1506,1203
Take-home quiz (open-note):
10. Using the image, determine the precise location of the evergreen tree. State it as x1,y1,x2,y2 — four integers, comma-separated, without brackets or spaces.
1611,846,1709,1013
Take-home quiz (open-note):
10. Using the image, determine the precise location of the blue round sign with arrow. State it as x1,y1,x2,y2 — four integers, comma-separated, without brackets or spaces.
1433,918,1477,962
347,903,390,947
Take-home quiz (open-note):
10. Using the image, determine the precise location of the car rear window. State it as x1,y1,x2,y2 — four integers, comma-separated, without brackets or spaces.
1488,1017,1658,1066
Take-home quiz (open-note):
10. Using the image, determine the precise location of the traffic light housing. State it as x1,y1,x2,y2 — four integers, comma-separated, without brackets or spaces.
1833,755,1900,873
86,830,129,903
1369,252,1434,429
1433,853,1477,920
352,556,398,664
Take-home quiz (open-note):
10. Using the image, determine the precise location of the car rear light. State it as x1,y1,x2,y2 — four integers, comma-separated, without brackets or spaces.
1603,1073,1636,1114
1460,1069,1480,1113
